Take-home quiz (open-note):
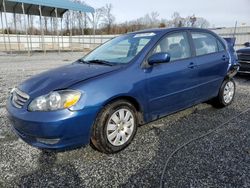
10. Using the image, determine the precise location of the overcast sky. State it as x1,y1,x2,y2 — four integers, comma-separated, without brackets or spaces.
85,0,250,27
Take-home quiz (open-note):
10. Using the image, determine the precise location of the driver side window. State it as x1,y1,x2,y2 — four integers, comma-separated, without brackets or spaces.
153,32,191,62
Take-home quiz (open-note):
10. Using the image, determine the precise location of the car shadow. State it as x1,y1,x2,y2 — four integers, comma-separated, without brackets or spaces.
119,91,249,187
14,150,83,187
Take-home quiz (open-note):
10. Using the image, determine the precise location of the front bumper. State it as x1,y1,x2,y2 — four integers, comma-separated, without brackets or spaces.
6,100,99,150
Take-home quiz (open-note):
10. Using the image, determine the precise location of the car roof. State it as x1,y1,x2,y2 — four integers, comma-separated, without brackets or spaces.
129,27,213,35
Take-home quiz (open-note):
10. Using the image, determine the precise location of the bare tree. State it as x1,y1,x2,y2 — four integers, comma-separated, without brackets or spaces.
63,11,71,35
70,0,95,35
169,12,185,27
83,13,88,30
29,15,34,33
43,17,49,34
165,12,209,28
87,7,104,32
70,1,80,35
189,15,197,27
194,17,210,28
102,3,115,34
159,22,166,28
62,0,95,35
119,11,160,31
149,11,160,27
9,14,23,33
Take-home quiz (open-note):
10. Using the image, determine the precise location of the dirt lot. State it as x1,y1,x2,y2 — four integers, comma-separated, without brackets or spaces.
0,52,250,188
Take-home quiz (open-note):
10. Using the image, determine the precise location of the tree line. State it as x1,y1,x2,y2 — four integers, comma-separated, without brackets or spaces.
1,0,210,35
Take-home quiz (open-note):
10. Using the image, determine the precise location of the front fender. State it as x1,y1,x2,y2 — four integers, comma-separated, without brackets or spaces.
69,65,148,118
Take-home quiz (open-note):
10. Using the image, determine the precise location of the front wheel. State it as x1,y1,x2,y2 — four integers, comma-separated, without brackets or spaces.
212,79,236,108
91,100,138,154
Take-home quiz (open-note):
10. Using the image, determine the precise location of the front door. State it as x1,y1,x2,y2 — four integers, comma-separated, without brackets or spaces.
145,31,200,120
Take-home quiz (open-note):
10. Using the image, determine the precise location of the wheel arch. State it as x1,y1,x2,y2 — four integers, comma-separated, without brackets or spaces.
102,95,145,125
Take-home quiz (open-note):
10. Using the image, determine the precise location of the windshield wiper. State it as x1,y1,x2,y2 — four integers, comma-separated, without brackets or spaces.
87,59,114,66
77,59,89,64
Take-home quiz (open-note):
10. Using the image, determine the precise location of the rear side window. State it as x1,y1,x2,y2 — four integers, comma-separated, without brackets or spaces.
191,32,222,56
153,32,191,62
217,40,225,52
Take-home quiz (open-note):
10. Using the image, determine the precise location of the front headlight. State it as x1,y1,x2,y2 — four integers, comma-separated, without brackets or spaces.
28,90,81,112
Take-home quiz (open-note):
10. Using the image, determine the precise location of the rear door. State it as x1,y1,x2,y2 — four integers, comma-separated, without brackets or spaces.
190,31,228,100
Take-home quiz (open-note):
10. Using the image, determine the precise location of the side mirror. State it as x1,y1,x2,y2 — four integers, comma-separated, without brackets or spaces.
244,42,250,47
148,52,171,65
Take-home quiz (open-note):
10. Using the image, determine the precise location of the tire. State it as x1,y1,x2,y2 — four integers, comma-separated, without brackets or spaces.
91,100,138,154
212,78,236,108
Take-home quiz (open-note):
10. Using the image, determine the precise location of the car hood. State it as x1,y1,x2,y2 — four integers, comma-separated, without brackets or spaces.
19,62,121,97
237,47,250,53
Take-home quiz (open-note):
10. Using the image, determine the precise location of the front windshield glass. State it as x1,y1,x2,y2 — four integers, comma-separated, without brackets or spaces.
82,32,156,65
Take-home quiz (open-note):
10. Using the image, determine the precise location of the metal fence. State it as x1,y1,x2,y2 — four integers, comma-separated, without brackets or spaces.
0,26,249,53
0,34,118,53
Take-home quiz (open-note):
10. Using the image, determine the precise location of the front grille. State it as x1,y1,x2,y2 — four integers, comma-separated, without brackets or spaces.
11,88,30,109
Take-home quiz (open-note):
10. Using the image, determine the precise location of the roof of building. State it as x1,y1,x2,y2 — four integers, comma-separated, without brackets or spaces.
0,0,94,17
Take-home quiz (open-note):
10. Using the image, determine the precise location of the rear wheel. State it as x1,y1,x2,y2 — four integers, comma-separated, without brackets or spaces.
212,79,236,108
91,100,138,154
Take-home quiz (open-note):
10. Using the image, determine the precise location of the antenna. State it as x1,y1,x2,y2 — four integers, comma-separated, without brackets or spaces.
233,21,237,38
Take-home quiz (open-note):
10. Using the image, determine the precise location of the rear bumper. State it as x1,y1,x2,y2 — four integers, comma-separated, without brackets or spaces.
238,61,250,74
6,100,100,150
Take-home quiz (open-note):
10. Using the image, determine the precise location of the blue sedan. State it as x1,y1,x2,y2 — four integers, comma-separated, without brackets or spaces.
7,28,239,153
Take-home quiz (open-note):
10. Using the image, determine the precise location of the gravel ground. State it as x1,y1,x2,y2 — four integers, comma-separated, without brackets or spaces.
0,52,250,188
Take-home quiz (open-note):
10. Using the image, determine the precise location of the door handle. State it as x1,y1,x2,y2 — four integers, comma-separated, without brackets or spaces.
188,62,197,69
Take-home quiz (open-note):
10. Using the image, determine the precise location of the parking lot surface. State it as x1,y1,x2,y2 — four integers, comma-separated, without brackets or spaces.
0,52,250,187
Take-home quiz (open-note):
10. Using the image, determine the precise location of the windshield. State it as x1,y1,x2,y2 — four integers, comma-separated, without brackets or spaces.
82,32,156,65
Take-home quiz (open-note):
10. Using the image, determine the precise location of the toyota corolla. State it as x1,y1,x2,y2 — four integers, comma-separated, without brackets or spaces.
7,28,239,153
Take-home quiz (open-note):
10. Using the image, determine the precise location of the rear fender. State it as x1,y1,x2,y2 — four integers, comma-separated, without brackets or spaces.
227,64,240,78
223,37,240,77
